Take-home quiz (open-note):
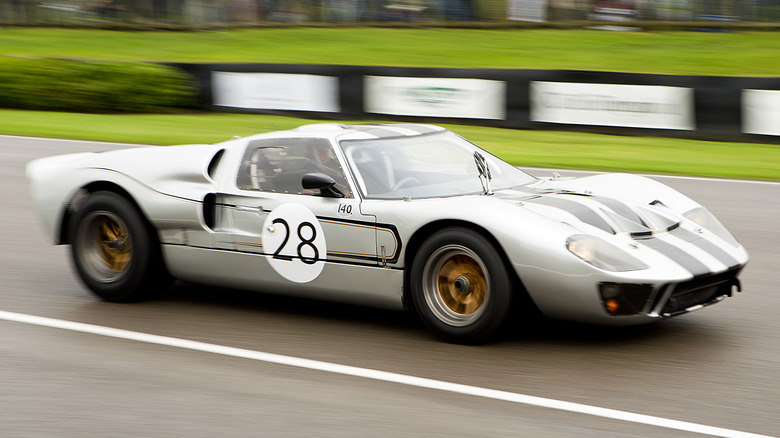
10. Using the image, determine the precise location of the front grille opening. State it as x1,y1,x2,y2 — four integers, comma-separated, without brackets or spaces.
662,268,741,316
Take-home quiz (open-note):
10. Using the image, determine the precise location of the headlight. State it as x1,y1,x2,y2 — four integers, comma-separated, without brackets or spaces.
683,207,739,247
566,235,648,272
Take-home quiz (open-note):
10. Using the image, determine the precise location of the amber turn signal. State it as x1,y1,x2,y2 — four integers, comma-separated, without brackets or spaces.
605,299,620,315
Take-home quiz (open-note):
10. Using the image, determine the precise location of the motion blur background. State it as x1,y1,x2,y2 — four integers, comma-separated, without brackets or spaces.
1,0,778,27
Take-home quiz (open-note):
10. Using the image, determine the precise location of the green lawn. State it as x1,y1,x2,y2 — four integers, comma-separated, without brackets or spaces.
1,28,779,76
2,110,777,181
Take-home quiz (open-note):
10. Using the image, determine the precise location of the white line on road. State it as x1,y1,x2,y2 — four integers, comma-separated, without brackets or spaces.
0,309,774,438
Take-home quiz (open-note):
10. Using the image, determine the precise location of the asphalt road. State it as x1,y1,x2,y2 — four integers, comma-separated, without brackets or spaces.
1,135,778,438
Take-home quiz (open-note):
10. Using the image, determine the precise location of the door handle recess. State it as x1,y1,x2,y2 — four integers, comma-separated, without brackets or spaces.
235,206,263,214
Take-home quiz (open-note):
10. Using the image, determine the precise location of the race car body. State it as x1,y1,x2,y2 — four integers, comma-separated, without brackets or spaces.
26,124,748,342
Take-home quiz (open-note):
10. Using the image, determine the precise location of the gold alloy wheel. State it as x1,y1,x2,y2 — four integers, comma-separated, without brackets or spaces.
437,254,487,315
422,244,490,327
76,210,133,283
96,216,131,272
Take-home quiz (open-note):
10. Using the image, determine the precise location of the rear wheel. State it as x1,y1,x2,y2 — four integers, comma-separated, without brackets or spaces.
70,191,170,302
411,227,512,344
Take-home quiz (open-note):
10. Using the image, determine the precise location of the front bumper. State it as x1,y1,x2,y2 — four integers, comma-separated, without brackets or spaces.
598,266,743,320
657,267,743,318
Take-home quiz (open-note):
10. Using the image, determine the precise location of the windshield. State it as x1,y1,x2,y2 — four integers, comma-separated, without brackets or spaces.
339,131,536,199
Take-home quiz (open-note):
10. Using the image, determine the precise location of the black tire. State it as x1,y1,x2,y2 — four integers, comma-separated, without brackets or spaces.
410,227,513,344
70,191,170,302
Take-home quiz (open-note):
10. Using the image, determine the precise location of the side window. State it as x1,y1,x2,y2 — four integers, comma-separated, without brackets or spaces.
237,138,352,197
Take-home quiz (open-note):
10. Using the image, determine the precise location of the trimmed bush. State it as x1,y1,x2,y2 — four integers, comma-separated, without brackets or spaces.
0,56,196,112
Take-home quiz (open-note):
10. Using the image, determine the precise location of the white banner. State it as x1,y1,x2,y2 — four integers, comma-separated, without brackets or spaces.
212,72,340,113
364,76,506,120
743,89,780,136
507,0,547,22
530,81,695,130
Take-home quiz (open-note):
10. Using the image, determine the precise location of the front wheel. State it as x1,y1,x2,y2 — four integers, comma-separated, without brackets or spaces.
410,227,513,344
70,191,169,302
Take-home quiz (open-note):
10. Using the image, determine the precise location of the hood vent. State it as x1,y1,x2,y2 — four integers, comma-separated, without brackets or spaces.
525,193,680,236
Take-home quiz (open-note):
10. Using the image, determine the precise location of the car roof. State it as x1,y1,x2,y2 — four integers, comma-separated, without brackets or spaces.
223,123,449,147
290,123,449,141
299,123,447,140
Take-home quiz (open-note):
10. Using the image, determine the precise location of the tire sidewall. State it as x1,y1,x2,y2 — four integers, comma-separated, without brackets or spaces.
411,227,512,344
70,192,153,302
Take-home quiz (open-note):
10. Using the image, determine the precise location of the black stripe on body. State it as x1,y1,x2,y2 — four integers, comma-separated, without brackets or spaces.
528,196,615,234
670,227,740,268
165,243,387,267
637,237,711,277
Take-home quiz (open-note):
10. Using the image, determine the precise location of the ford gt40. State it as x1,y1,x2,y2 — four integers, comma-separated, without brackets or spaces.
26,124,749,343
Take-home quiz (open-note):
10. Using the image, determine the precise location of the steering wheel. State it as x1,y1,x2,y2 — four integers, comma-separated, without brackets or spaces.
390,177,422,192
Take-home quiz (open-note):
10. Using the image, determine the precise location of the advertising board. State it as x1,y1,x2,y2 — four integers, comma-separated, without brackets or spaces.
364,76,506,120
507,0,547,22
530,81,695,130
212,72,340,112
743,89,780,136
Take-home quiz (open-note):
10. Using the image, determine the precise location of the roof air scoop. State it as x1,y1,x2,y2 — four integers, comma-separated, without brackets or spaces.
206,149,226,181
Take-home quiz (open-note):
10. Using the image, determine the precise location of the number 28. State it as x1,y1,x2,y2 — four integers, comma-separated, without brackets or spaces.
271,218,319,264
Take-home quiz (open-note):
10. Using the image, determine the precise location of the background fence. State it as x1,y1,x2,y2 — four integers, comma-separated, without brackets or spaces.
166,62,780,143
1,1,779,27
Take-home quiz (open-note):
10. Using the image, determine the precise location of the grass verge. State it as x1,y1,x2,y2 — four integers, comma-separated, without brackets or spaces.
2,110,777,181
1,28,780,76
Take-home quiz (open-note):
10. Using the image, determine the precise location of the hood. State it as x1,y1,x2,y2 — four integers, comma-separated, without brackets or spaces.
493,172,703,237
491,173,746,277
495,189,681,237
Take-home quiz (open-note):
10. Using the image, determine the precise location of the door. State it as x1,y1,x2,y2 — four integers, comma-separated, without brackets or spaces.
223,137,381,285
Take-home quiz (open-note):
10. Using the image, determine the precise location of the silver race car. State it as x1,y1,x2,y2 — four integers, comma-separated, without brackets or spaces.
27,124,748,343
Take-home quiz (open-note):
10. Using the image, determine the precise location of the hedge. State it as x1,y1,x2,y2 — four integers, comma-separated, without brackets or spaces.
0,56,196,112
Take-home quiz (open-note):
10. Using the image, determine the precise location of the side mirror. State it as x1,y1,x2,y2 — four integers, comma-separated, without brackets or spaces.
302,173,345,198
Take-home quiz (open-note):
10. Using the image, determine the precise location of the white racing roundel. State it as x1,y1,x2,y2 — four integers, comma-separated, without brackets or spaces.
262,203,327,283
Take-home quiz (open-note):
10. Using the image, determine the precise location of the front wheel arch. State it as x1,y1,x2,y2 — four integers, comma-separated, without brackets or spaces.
405,222,538,343
404,220,524,306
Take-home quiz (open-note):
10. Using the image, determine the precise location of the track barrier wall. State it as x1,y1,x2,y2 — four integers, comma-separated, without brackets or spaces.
167,62,780,143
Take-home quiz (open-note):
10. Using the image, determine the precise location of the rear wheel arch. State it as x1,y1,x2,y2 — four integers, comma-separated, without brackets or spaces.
60,181,150,245
68,188,172,302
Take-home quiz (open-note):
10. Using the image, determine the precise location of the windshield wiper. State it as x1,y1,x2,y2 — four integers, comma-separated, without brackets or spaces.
473,151,493,195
